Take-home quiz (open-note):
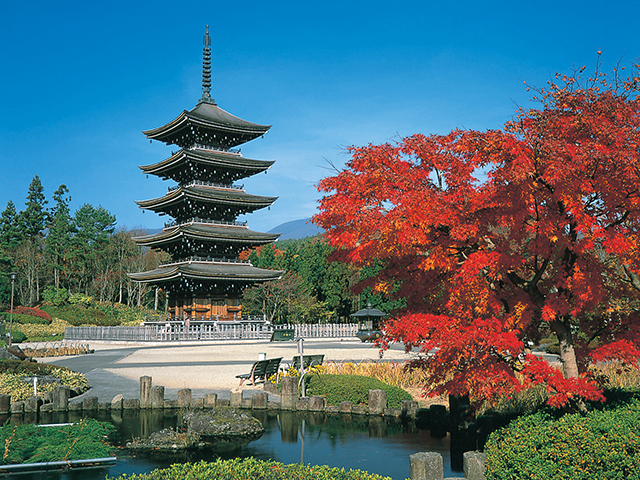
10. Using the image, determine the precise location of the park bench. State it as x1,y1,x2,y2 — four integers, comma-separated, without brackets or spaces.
284,354,325,372
237,357,282,386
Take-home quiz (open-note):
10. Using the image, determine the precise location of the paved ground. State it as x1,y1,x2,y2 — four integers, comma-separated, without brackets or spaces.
35,338,418,404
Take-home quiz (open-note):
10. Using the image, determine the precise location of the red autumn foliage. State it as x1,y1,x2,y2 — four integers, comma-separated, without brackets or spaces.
7,306,52,323
314,61,640,408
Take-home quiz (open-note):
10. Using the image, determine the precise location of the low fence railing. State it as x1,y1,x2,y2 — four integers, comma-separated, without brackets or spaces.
64,323,359,342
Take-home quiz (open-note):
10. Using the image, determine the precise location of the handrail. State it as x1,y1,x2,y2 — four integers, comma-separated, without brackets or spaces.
164,217,248,228
160,255,250,266
168,181,244,192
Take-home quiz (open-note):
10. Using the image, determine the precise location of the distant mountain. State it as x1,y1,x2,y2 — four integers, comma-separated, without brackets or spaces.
269,218,324,240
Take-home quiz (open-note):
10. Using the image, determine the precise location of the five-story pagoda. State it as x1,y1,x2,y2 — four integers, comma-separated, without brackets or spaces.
129,26,283,321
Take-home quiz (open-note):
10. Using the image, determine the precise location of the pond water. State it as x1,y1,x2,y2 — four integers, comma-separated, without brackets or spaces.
1,409,464,480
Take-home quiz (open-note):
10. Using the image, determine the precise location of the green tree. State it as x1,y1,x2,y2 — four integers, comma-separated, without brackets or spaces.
19,175,47,239
45,185,74,289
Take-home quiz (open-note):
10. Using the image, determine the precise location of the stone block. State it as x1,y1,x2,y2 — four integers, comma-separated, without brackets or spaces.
339,401,352,413
204,393,217,408
40,403,52,412
98,402,110,410
83,396,99,411
0,394,11,414
402,400,419,419
164,399,179,409
463,451,487,480
140,376,153,408
409,451,443,480
217,399,230,407
111,394,123,410
53,385,70,412
43,391,53,404
308,396,326,412
351,404,368,415
24,396,42,413
242,398,252,408
151,386,165,409
252,392,268,410
10,401,24,414
280,376,298,410
368,389,387,415
384,407,401,417
264,382,278,394
267,401,280,410
178,389,192,408
68,401,83,411
325,405,339,413
123,398,140,410
191,398,204,409
230,390,243,408
296,397,309,411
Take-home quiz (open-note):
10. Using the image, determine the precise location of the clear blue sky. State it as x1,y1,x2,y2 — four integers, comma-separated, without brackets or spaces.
1,1,638,233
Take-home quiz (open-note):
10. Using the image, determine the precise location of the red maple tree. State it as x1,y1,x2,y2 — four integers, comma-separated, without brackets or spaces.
314,61,640,409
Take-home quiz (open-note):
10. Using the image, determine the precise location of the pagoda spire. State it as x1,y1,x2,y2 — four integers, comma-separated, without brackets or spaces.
201,25,214,104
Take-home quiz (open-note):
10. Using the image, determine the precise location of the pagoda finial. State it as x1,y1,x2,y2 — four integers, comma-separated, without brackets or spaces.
201,25,213,103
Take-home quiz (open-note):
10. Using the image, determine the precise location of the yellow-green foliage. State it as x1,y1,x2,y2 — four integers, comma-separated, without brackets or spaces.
13,317,68,341
589,361,640,390
0,360,88,402
484,399,640,480
319,360,428,389
106,458,395,480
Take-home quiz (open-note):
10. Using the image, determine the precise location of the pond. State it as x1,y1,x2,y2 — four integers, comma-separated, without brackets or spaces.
0,409,464,480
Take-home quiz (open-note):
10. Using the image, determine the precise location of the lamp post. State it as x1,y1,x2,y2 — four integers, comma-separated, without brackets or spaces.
8,272,16,348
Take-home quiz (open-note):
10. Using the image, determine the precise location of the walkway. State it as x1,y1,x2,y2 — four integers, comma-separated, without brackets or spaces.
36,338,417,404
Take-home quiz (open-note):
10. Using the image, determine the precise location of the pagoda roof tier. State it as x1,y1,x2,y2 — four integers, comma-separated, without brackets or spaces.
132,223,280,249
142,99,271,149
136,186,278,221
139,148,274,184
128,261,283,284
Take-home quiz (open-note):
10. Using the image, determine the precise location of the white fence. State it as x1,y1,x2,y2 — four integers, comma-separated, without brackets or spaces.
64,323,359,342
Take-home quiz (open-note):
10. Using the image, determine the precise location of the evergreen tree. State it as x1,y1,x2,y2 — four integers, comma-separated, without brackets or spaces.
19,175,47,239
46,185,74,289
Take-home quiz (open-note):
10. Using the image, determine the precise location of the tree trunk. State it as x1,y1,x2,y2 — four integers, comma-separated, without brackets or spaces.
550,318,580,378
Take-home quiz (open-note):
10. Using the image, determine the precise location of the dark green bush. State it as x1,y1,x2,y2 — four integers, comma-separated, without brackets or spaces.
106,458,393,480
484,399,640,479
0,418,115,464
40,305,119,326
11,313,50,325
42,286,70,306
10,330,26,343
306,374,412,408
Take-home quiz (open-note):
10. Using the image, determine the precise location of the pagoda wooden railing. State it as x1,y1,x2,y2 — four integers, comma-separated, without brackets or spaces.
190,144,241,154
64,322,360,342
164,217,248,228
168,181,244,192
160,255,250,266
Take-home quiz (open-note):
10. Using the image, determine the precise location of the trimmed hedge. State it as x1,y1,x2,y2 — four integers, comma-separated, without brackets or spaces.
11,313,50,325
306,374,412,408
106,458,394,480
484,399,640,479
40,305,120,326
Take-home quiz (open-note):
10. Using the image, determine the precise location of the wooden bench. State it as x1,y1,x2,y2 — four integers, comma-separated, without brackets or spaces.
285,354,325,372
236,357,282,386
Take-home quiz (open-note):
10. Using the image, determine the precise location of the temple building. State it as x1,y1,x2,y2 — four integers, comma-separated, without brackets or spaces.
128,26,283,320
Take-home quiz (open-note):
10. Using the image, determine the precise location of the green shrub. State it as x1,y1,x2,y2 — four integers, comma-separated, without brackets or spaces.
106,458,394,480
0,418,115,464
484,399,640,480
40,305,119,326
10,330,26,343
11,313,50,325
42,286,70,306
306,374,412,408
6,306,51,323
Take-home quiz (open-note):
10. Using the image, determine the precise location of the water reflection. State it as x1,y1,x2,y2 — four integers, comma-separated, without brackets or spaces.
0,409,460,480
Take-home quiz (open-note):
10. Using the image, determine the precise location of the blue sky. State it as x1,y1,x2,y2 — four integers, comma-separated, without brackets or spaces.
1,1,639,234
